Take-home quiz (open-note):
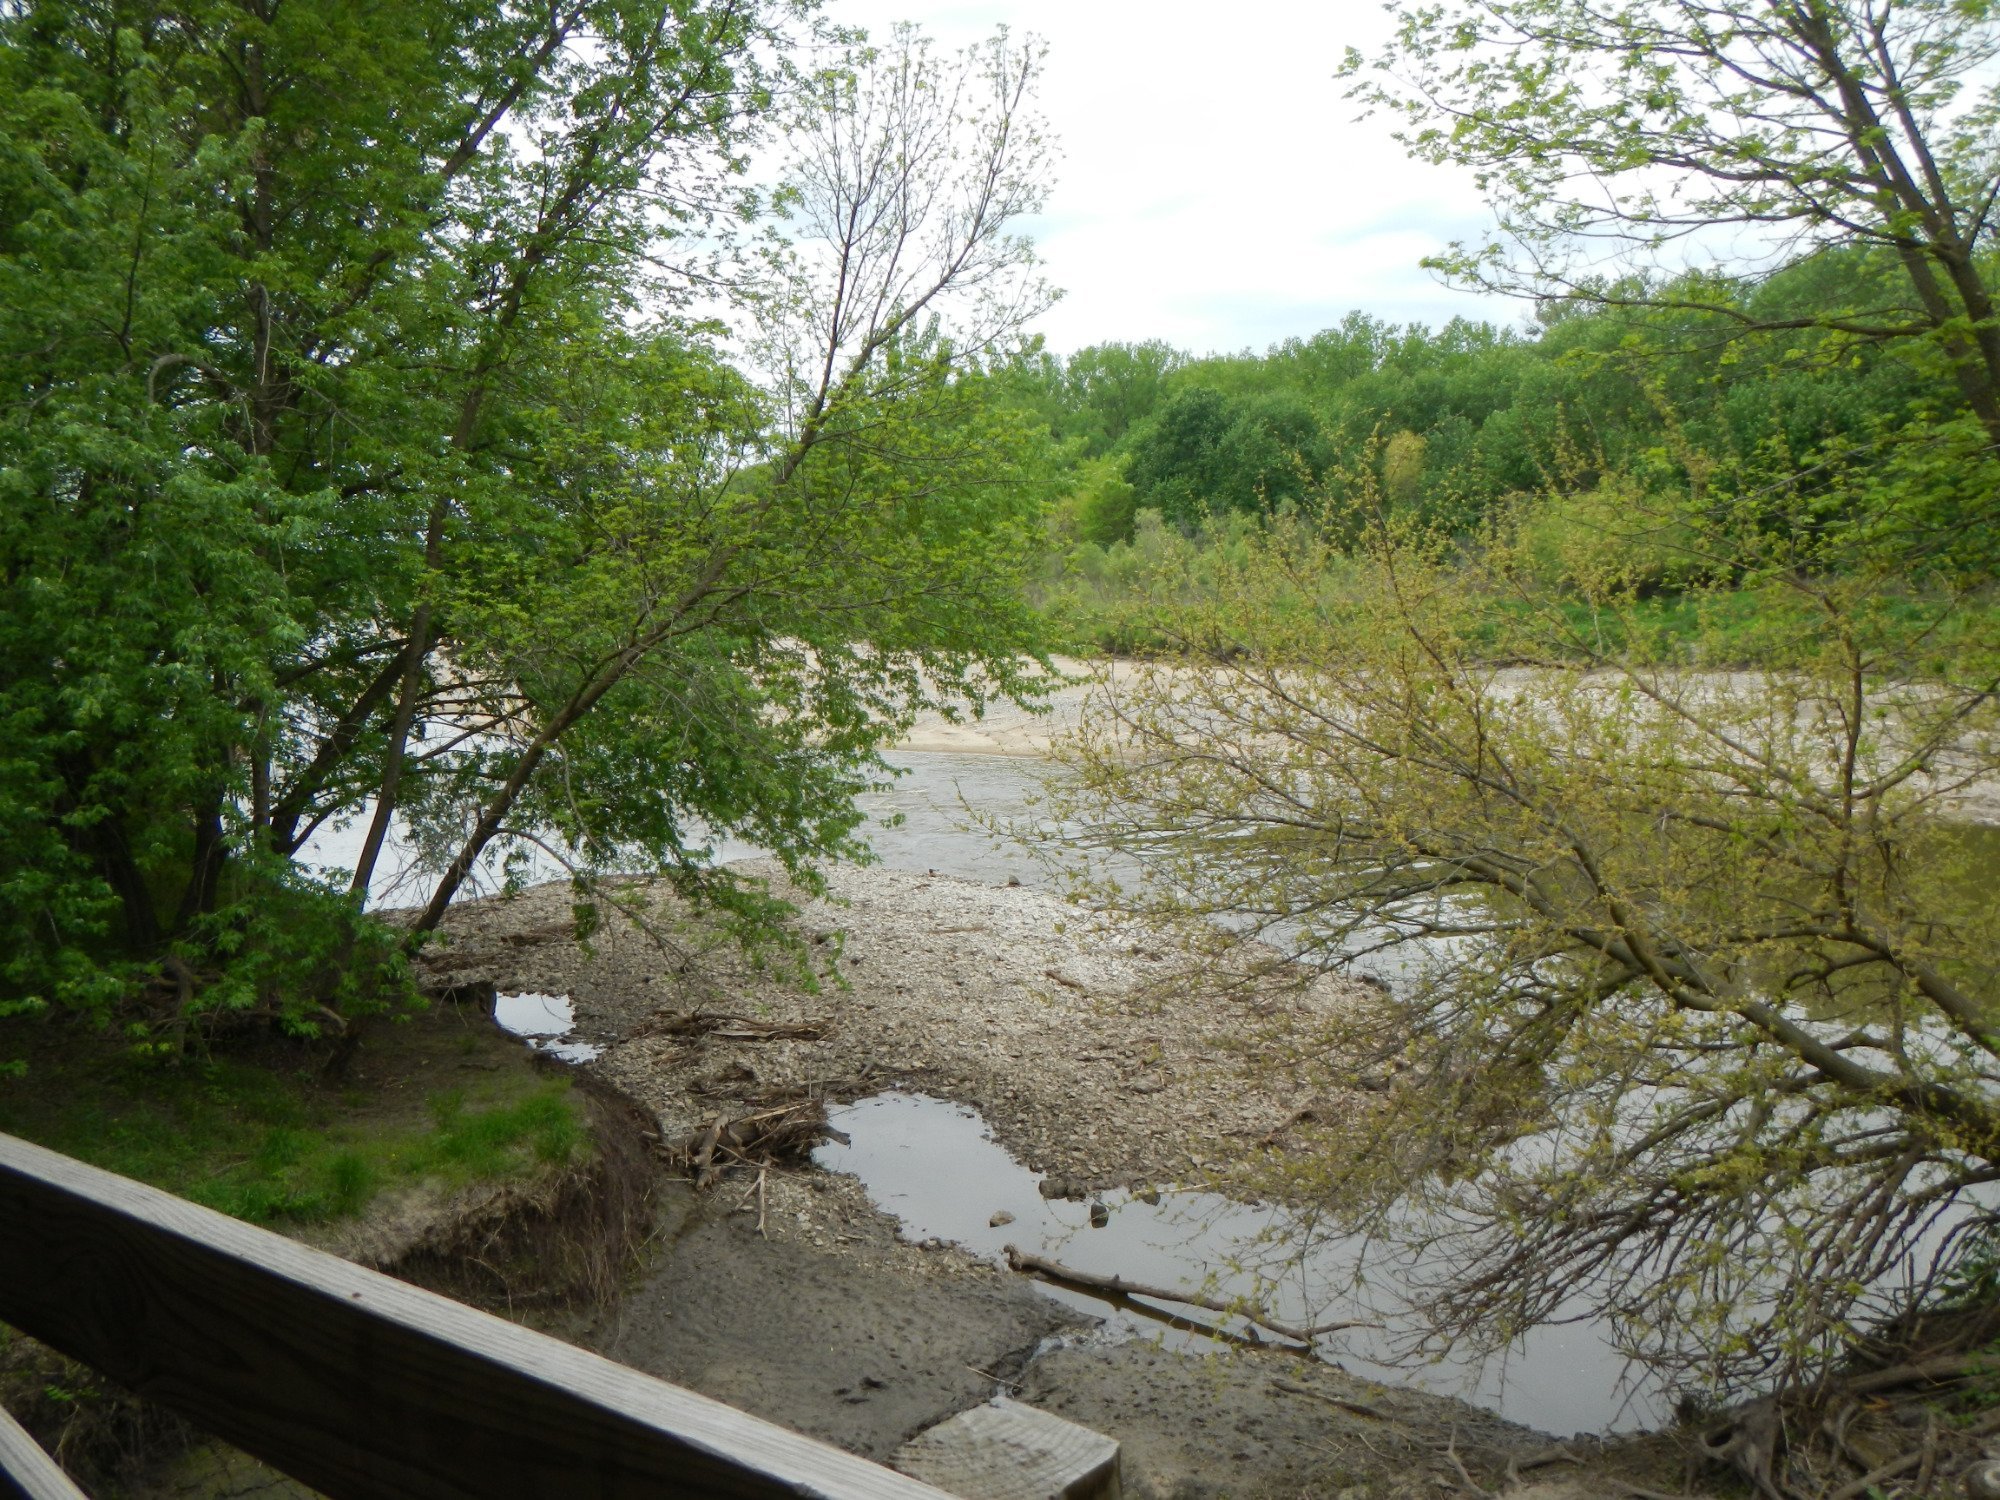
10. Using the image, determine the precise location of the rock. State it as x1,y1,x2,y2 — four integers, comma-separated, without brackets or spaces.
990,1211,1016,1227
1088,1202,1110,1228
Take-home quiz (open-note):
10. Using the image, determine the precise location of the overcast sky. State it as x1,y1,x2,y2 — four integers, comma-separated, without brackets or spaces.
824,0,1519,358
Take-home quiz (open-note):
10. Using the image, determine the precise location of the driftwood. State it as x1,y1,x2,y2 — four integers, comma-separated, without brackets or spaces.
1256,1105,1324,1147
1838,1350,1976,1396
1687,1356,2000,1500
1268,1376,1392,1423
1816,1405,2000,1500
640,1011,830,1044
1004,1246,1378,1348
671,1102,845,1190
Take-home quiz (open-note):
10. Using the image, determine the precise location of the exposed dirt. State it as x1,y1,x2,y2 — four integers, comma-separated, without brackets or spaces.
417,859,1366,1191
584,1175,1072,1461
401,867,1723,1500
4,859,1720,1500
901,657,2000,827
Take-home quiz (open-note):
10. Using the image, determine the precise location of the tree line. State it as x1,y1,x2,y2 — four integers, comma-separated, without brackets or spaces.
1020,257,1982,568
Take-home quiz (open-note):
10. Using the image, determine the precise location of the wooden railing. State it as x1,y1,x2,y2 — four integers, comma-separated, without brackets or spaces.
0,1132,952,1499
0,1402,87,1500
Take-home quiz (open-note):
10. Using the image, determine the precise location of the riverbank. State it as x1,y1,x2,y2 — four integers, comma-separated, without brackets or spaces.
409,866,1700,1498
0,1005,649,1499
420,860,1365,1188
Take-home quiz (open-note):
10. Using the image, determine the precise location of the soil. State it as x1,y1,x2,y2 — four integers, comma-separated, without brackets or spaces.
899,657,2000,824
584,1176,1071,1461
12,855,1711,1500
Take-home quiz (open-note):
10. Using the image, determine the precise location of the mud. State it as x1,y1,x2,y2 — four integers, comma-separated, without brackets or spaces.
584,1177,1072,1461
418,861,1368,1189
403,871,1708,1498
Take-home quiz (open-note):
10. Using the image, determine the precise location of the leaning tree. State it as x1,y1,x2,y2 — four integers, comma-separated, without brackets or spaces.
0,2,1059,1039
1053,487,2000,1400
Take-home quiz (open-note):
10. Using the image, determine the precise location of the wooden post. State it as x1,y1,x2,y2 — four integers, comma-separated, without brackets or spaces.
0,1132,952,1500
896,1399,1121,1500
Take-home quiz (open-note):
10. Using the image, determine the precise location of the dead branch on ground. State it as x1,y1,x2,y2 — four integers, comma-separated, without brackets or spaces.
638,1010,830,1043
671,1100,845,1189
1004,1246,1379,1348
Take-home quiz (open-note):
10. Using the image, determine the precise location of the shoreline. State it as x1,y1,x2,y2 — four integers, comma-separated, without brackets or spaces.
407,865,1699,1497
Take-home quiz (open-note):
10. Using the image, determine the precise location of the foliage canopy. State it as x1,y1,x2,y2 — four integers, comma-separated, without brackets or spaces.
0,0,1059,1038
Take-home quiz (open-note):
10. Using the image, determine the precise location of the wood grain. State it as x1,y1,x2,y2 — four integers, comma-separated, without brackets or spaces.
895,1399,1120,1500
0,1131,951,1500
0,1403,88,1500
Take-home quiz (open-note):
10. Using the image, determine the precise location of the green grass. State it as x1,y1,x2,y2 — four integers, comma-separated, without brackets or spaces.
0,1025,590,1227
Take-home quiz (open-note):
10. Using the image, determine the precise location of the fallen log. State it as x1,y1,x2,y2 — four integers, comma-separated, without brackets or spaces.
1003,1246,1378,1347
641,1011,830,1044
1839,1351,1977,1396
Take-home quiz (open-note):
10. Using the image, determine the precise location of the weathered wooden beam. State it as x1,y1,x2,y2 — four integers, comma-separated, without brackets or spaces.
0,1403,89,1500
0,1131,951,1500
896,1399,1120,1500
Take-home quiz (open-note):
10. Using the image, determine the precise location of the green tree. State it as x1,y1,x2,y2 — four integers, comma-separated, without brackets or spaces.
1061,340,1187,457
1053,467,2000,1407
0,4,1058,1037
1065,457,1140,547
1125,386,1334,526
1343,0,2000,446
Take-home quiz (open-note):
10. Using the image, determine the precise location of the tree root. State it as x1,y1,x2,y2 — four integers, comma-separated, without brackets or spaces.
1818,1405,2000,1500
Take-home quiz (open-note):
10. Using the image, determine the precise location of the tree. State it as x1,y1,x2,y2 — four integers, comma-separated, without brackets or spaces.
1051,459,2000,1398
394,23,1060,940
1060,340,1187,457
1063,457,1140,547
1124,387,1334,526
0,3,1058,1038
1343,0,2000,446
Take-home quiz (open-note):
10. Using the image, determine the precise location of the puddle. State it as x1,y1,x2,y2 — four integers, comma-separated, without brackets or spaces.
492,991,601,1064
813,1091,1663,1437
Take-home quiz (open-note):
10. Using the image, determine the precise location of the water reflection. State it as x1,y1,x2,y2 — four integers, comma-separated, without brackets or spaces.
814,1090,1663,1437
492,990,600,1064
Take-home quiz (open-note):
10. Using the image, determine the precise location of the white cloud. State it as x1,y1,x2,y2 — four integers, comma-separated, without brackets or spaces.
825,0,1521,355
